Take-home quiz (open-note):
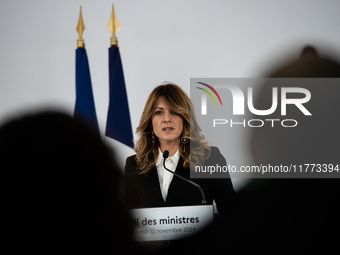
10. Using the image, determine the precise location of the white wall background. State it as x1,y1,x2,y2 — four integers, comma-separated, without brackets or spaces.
1,0,340,191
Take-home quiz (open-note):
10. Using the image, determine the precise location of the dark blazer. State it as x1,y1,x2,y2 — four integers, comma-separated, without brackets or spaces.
124,147,236,214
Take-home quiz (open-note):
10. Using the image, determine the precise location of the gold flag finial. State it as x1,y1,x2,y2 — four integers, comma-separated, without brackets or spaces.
107,4,121,46
76,6,85,48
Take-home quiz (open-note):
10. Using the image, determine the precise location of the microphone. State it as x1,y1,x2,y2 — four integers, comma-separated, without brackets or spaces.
123,151,154,178
147,151,155,161
162,150,207,205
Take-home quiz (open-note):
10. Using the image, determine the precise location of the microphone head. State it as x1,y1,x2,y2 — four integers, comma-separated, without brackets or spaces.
147,151,154,160
163,150,169,159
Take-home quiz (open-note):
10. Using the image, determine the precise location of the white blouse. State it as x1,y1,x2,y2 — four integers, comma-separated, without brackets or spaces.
155,147,180,201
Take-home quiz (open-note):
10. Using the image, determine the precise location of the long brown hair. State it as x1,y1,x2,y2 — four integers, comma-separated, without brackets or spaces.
134,83,210,174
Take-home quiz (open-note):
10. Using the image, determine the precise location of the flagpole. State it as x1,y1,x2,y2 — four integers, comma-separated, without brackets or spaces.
76,6,85,48
105,4,134,148
107,4,121,47
74,6,100,134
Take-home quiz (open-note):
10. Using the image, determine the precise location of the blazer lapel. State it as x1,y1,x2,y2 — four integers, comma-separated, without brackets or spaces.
140,166,166,207
166,157,189,205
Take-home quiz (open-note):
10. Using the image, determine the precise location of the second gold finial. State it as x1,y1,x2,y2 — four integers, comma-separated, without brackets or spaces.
76,6,85,48
107,4,121,47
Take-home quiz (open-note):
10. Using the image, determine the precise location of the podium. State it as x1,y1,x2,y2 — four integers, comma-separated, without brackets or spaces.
130,205,214,241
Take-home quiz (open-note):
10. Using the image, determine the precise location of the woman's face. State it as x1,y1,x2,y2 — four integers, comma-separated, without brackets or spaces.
151,96,183,147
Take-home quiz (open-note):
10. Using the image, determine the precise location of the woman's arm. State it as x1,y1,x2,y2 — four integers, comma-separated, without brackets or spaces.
124,156,141,209
209,147,237,214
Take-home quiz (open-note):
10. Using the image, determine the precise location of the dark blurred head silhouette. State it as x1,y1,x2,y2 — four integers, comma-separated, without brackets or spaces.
252,46,340,166
245,46,340,252
0,111,135,254
269,45,340,77
165,46,340,254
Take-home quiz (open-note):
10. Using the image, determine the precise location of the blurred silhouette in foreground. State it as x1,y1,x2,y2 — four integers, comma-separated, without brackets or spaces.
166,46,340,253
0,111,138,254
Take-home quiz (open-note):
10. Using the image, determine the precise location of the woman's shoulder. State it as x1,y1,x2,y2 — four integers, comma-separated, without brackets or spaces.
126,154,137,163
209,146,223,157
125,154,138,172
126,154,137,162
209,146,221,153
206,146,226,164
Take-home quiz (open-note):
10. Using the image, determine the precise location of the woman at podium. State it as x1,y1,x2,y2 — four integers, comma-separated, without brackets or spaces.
124,83,236,213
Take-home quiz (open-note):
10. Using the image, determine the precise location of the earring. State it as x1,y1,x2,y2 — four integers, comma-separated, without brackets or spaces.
181,137,189,152
151,131,155,151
